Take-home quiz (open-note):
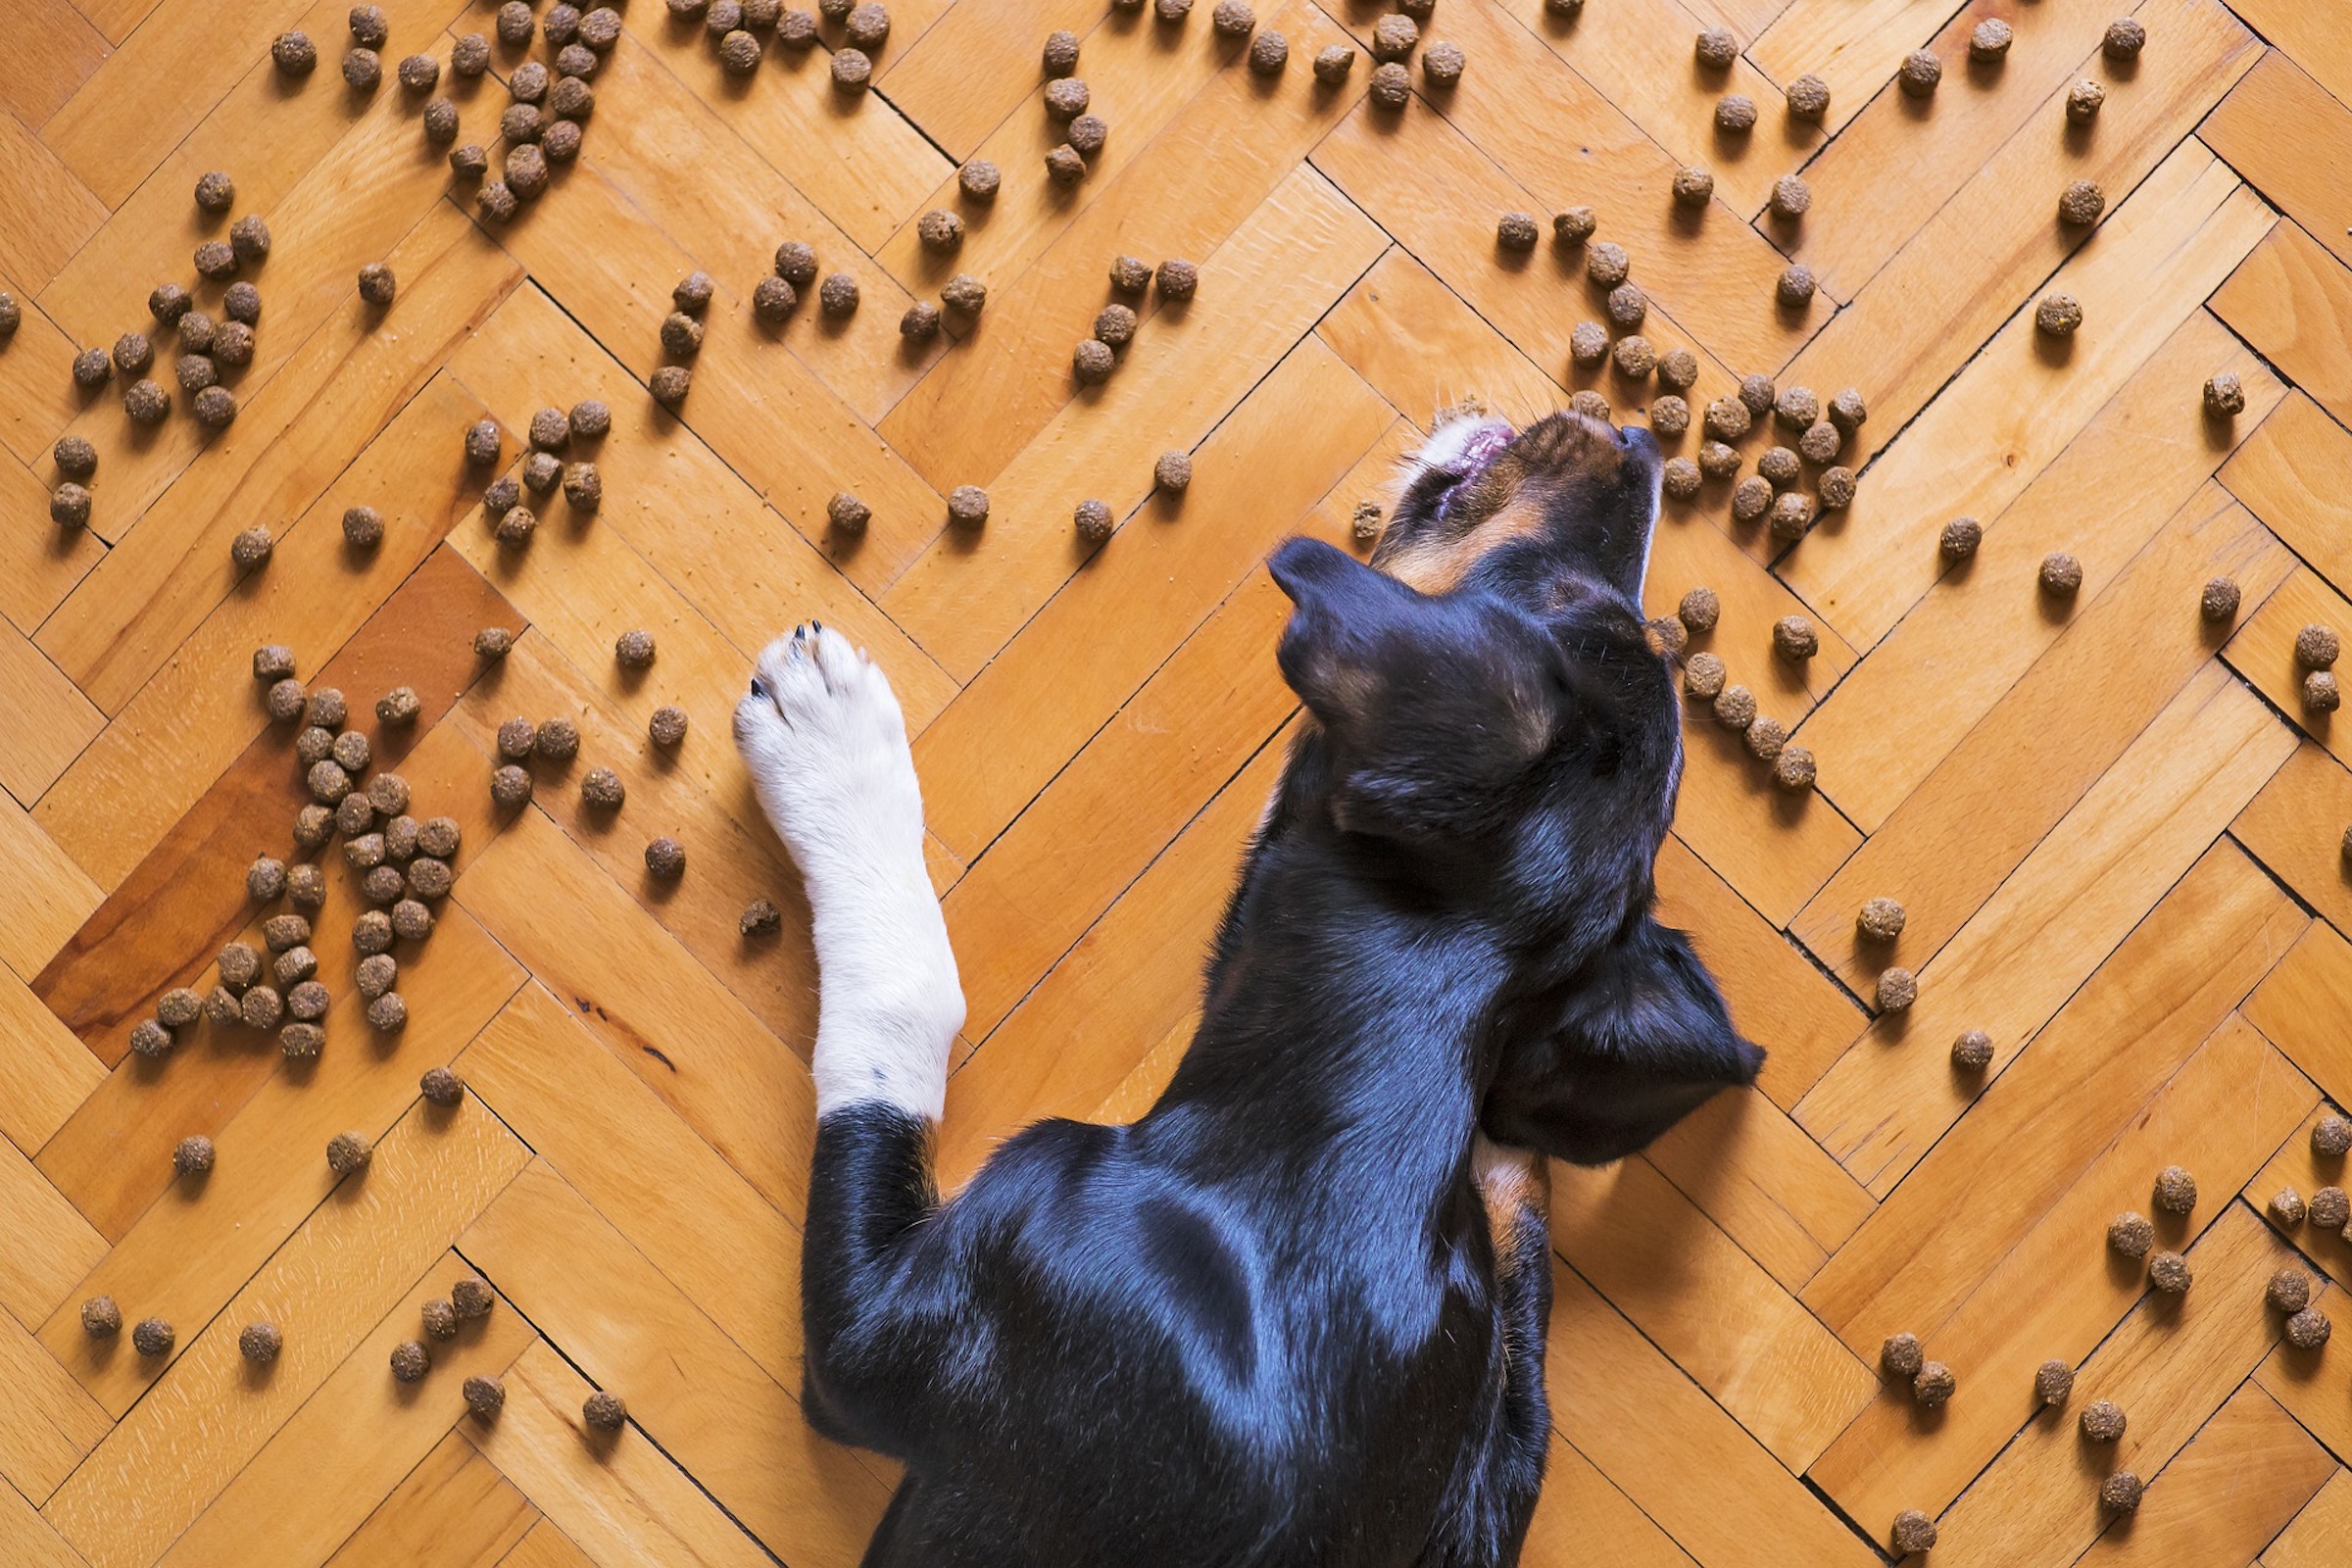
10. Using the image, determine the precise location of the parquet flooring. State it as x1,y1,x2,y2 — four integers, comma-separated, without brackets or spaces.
3,0,2351,1562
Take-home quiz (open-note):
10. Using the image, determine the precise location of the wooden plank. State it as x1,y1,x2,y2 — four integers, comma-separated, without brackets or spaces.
42,1105,530,1568
1805,1016,2315,1529
459,1161,895,1562
1496,0,1819,212
1793,487,2289,989
1523,1435,1700,1568
1926,1205,2298,1568
0,611,102,808
0,268,88,474
2076,1383,2333,1566
2221,0,2352,111
37,204,514,715
1797,680,2298,1196
1749,0,1956,136
0,86,106,289
461,1342,775,1568
2221,392,2352,600
0,1476,86,1568
1315,247,1570,431
1545,1255,1880,1568
317,1434,537,1568
2243,921,2352,1111
909,333,1390,858
35,896,522,1411
939,727,1290,1190
0,0,108,131
1549,1153,1877,1469
455,983,807,1387
1780,140,2275,651
2232,745,2352,941
0,1134,105,1333
874,0,1108,161
451,804,817,1216
0,796,102,986
0,1302,109,1506
498,1520,597,1568
1795,315,2283,834
439,282,956,733
2210,220,2352,431
160,1283,537,1568
32,540,512,1056
2202,50,2352,274
0,963,104,1156
2225,567,2352,772
2264,1469,2352,1568
879,167,1387,681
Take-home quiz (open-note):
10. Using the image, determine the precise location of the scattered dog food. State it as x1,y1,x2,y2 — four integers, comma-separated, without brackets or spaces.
2068,77,2105,122
1768,491,1815,542
2306,670,2341,713
368,992,409,1031
1495,212,1540,251
2295,625,2339,669
326,1131,373,1176
272,30,318,74
132,1317,175,1356
1881,1332,1925,1379
2271,1189,2307,1228
1351,500,1384,542
1773,615,1818,661
1784,74,1829,122
81,1297,122,1338
2034,1359,2074,1406
1857,898,1906,943
741,898,783,937
1652,398,1690,440
2107,1210,2155,1257
2038,552,2082,597
1939,516,1984,560
1776,265,1816,307
129,1018,172,1056
1970,18,2013,59
464,1373,507,1418
649,705,690,748
2314,1186,2350,1231
1890,1511,1937,1554
2288,1307,2331,1349
1569,321,1609,367
490,764,533,807
1367,61,1412,108
2315,1114,2352,1157
1074,498,1113,543
1773,743,1817,793
358,954,399,1001
2270,1268,2314,1314
1713,684,1756,729
584,1390,628,1430
173,1135,216,1176
1714,94,1756,133
1912,1361,1954,1406
354,909,395,955
2152,1165,2197,1214
2080,1398,2126,1443
1683,652,1726,700
2103,18,2146,59
1950,1029,1993,1072
1899,49,1941,96
239,1321,283,1364
1693,26,1738,69
1073,338,1116,383
2097,1472,2141,1513
50,484,91,528
1757,446,1800,488
2059,179,2105,226
645,837,686,878
1670,167,1713,208
1876,967,1917,1012
1612,336,1655,378
2036,293,2082,336
581,766,626,808
2148,1250,2191,1295
390,1340,430,1382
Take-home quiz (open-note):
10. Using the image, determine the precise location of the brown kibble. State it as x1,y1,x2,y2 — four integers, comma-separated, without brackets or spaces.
1970,17,2013,59
1367,60,1411,109
498,0,535,44
1940,516,1983,560
176,352,220,397
615,629,657,668
754,275,799,325
946,484,991,528
825,492,872,535
1210,0,1252,34
390,1340,430,1382
1912,1361,1954,1406
1314,43,1355,83
450,142,489,179
1651,399,1690,441
1775,743,1816,792
124,378,170,423
239,1321,282,1364
248,856,289,903
1568,321,1609,368
73,345,114,389
2081,1398,2127,1442
1683,651,1726,701
1552,208,1596,247
2296,624,2340,670
1154,451,1193,493
490,764,533,807
2270,1268,2315,1314
1951,1029,1994,1071
1773,614,1818,662
273,30,318,74
129,1017,172,1056
464,1374,507,1418
581,766,625,808
1074,498,1114,544
2315,1112,2352,1158
326,1130,372,1176
2308,669,2343,713
1818,466,1857,511
82,1297,122,1338
267,677,309,724
54,434,98,481
357,953,399,1001
1743,714,1785,760
343,47,382,91
420,1065,465,1109
452,1276,495,1317
239,985,283,1031
1677,586,1720,635
1881,1332,1925,1379
2068,77,2106,122
2271,1188,2307,1228
2288,1307,2332,1350
647,705,690,749
1350,500,1384,543
1154,259,1200,304
1876,967,1918,1012
1712,684,1755,729
1777,265,1816,307
254,645,298,683
1890,1510,1937,1555
844,1,890,49
1370,13,1418,61
263,914,312,954
1073,338,1115,384
2108,1210,2155,1257
2315,1186,2351,1231
940,273,988,318
113,331,154,377
1586,241,1630,289
132,1317,175,1356
2103,18,2146,60
1784,74,1829,122
584,1390,628,1430
1568,390,1610,423
1769,174,1810,221
2202,372,2244,418
2148,1250,2191,1295
916,209,964,255
2059,179,2105,226
1857,897,1905,942
1757,446,1800,488
51,484,91,529
353,909,394,955
173,1134,215,1177
818,273,860,318
1714,93,1756,133
2034,1358,2074,1407
273,947,318,988
287,979,329,1021
1768,490,1816,543
368,992,408,1032
1899,49,1941,96
2151,1164,2197,1214
2036,293,2082,336
1612,335,1655,379
739,898,784,939
497,715,537,760
2097,1472,2142,1514
2039,552,2082,597
651,366,693,408
645,836,686,878
1703,397,1750,442
1496,212,1539,251
1693,27,1738,69
1798,420,1841,466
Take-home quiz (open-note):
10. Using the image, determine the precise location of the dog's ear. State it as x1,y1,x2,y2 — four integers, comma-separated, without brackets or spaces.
1482,916,1764,1165
1269,537,1570,837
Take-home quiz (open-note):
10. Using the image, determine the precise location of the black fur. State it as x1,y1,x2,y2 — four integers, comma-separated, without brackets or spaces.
804,413,1761,1564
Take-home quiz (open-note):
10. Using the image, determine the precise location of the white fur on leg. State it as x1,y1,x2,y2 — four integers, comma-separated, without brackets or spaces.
734,625,965,1120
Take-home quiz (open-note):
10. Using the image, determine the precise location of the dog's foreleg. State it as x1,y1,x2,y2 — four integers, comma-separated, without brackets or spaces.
734,623,964,1119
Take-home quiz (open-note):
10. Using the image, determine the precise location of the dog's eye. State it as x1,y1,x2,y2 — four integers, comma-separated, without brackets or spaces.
750,677,767,699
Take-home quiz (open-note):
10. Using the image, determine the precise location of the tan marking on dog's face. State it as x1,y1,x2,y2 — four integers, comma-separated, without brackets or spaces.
1375,416,1640,594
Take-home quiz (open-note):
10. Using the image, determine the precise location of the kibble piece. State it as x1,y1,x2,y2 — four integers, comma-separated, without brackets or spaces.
348,910,393,957
659,312,705,362
404,855,449,901
240,984,284,1031
584,1389,629,1430
1772,615,1818,662
1683,651,1726,701
124,378,170,423
740,898,784,939
2150,1164,2198,1214
82,1296,122,1338
2059,179,2105,226
368,992,408,1032
1551,209,1596,250
2307,670,2342,713
717,27,762,72
939,273,988,319
51,484,91,529
2201,372,2245,419
1652,350,1698,393
1568,390,1610,422
842,0,890,47
1784,74,1829,122
648,364,695,409
750,273,800,327
2108,1210,2155,1257
287,979,329,1021
1693,26,1738,69
2081,1398,2127,1442
129,1016,175,1057
2102,18,2146,60
326,1130,373,1176
349,956,399,1006
1703,397,1751,442
298,725,338,768
2288,1306,2332,1350
172,1133,216,1177
1312,42,1356,84
2097,1472,2142,1514
1777,265,1816,308
273,29,318,74
1743,714,1785,761
383,814,418,859
1651,398,1690,440
332,729,371,775
1072,338,1115,384
1970,17,2013,59
177,352,220,397
1367,60,1411,109
266,677,309,725
239,1321,283,1364
580,766,626,809
1756,446,1800,488
496,715,538,760
1768,491,1816,543
264,914,313,955
1938,516,1984,561
449,141,489,179
344,47,383,90
1912,1361,1954,1407
450,1276,495,1318
1951,1029,1994,1071
397,51,440,92
1731,476,1772,524
1856,897,1906,943
2271,1188,2307,1228
2038,552,2082,598
1586,241,1630,289
132,1317,175,1357
72,345,114,389
1568,321,1609,368
1495,211,1540,251
1714,93,1756,133
946,484,992,529
464,1373,507,1419
832,46,872,88
390,1340,430,1382
1370,13,1418,61
649,705,690,748
2148,1250,2191,1295
1612,336,1656,379
811,273,858,320
1765,176,1811,224
1210,0,1252,34
1713,684,1756,729
645,837,687,878
1815,466,1857,511
1890,1511,1937,1555
2270,1268,2315,1314
2036,293,2082,336
2034,1358,2074,1407
1649,617,1689,659
2068,77,2106,122
1675,586,1720,635
2314,1113,2352,1159
1876,967,1918,1012
1881,1332,1925,1379
274,946,319,988
610,628,657,671
1151,451,1196,496
113,330,156,378
2315,1186,2351,1231
53,434,99,482
1791,423,1839,468
2296,624,2340,670
476,179,518,224
1898,48,1941,96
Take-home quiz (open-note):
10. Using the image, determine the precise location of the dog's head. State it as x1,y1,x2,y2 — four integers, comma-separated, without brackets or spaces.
1268,407,1761,1165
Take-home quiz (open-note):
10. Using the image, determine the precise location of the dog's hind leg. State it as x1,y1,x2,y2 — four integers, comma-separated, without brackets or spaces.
1478,1137,1555,1561
735,624,968,1457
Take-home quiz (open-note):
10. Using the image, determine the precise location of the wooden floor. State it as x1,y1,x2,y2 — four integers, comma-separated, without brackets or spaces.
5,0,2352,1562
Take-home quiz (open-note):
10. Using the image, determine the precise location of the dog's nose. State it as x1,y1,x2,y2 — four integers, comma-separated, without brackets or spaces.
1619,423,1660,462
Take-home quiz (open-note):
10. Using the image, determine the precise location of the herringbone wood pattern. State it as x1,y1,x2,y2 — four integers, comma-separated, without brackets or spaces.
4,0,2352,1561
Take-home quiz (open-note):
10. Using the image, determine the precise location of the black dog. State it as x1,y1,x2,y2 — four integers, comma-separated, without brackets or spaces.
734,409,1763,1565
